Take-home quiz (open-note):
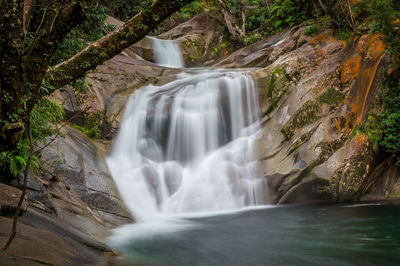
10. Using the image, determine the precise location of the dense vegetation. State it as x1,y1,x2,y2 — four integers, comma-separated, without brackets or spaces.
356,0,400,165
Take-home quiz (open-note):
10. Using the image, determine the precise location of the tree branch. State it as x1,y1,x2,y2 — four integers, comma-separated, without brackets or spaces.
47,0,195,89
23,0,36,37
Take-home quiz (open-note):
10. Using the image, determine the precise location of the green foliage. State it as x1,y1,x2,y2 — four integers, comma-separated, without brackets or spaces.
70,111,102,140
51,5,112,65
245,33,263,45
264,0,315,36
353,115,382,149
304,24,321,36
378,70,400,164
367,0,400,57
71,77,88,93
71,123,100,139
381,112,400,162
181,1,205,20
0,100,64,183
100,0,151,21
333,27,353,41
153,1,205,35
245,0,269,31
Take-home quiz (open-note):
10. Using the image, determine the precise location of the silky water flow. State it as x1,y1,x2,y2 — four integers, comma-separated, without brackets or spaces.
107,38,265,221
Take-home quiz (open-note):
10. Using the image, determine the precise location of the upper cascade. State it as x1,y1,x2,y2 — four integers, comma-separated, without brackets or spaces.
150,37,185,68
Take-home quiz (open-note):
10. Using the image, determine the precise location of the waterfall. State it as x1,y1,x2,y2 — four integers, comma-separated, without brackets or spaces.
150,37,185,68
107,38,264,221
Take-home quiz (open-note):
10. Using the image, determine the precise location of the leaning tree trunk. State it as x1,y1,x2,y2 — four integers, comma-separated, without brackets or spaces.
48,0,195,88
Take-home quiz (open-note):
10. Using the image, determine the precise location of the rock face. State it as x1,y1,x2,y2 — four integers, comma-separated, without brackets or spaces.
0,208,116,265
0,184,27,216
217,25,389,204
28,126,133,241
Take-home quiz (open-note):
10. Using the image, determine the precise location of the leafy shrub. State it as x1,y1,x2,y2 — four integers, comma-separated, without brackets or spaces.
245,33,263,45
378,70,400,164
367,0,400,57
100,0,150,21
264,0,315,36
181,1,205,21
51,5,112,65
71,124,100,139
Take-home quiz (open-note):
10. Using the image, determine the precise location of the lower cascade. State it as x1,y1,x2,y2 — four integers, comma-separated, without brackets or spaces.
107,39,265,221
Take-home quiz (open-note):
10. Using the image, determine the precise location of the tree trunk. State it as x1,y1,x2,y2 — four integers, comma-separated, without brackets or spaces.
0,0,26,151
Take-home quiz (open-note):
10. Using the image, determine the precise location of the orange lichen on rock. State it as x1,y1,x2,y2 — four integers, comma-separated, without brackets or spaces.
342,34,385,129
354,134,369,151
341,54,362,84
310,33,327,45
334,117,342,134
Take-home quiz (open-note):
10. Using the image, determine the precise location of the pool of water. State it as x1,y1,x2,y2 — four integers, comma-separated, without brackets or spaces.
108,202,400,266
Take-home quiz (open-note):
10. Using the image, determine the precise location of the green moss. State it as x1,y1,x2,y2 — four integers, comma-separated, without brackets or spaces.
319,87,341,106
288,124,320,155
286,137,347,190
71,123,100,139
263,67,289,116
282,100,320,139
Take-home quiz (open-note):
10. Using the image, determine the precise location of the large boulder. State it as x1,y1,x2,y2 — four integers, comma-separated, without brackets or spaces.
159,12,234,66
32,125,133,241
0,184,27,216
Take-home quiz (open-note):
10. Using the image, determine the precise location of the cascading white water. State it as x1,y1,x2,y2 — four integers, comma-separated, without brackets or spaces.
107,38,265,221
150,37,184,68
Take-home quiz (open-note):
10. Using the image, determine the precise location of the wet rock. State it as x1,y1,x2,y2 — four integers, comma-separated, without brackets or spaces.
0,209,116,265
215,30,289,68
35,126,133,241
159,12,233,66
